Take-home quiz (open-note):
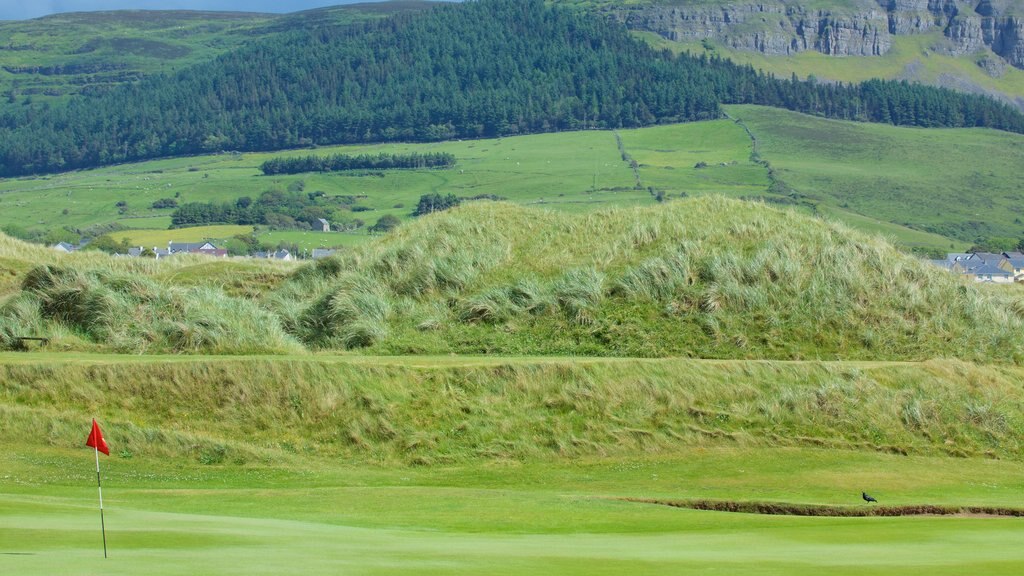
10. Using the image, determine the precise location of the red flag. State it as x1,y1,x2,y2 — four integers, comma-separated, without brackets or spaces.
86,419,109,456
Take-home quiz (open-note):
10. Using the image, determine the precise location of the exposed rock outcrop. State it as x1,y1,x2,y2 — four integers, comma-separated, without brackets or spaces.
596,0,1024,69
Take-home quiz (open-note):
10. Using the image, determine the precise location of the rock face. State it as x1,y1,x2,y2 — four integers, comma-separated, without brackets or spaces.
599,0,1024,69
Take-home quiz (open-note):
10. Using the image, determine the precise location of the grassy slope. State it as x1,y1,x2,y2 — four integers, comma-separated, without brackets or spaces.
0,3,436,106
4,354,1024,462
6,108,1017,252
2,197,1020,357
3,354,1024,574
271,198,1023,360
727,104,1024,244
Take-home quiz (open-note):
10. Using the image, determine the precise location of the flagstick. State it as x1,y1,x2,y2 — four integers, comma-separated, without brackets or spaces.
94,444,108,559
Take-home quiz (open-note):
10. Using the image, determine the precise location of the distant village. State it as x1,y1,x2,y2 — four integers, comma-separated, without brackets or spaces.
53,240,337,261
930,251,1024,283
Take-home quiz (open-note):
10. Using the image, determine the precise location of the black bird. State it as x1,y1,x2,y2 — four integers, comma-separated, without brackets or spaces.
862,491,878,503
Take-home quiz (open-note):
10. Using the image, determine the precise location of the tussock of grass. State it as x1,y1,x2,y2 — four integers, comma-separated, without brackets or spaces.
0,264,302,354
3,197,1023,357
3,356,1024,464
274,197,1024,361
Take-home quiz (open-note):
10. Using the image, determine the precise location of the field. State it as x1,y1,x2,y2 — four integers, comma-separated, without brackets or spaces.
638,30,1024,110
109,225,254,247
726,105,1024,245
0,4,431,107
5,106,1020,252
3,354,1024,575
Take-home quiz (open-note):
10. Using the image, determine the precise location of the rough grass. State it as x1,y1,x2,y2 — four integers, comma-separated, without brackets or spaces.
271,197,1024,361
3,354,1024,464
1,196,1021,357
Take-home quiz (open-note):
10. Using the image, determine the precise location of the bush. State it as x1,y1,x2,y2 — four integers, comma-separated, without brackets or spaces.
369,214,401,234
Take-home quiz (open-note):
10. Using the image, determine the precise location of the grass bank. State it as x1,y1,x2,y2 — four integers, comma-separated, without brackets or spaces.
3,354,1024,464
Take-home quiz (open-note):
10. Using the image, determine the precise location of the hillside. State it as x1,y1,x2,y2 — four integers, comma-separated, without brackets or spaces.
3,107,1023,253
1,0,1022,177
0,2,436,107
569,0,1024,109
725,104,1024,245
3,198,1021,359
4,354,1024,463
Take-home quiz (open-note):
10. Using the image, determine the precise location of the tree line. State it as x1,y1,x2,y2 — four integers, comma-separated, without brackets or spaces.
260,152,455,175
171,188,361,230
0,0,1022,177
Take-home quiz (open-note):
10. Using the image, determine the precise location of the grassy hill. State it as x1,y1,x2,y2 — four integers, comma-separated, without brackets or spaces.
3,353,1024,573
0,3,436,107
644,31,1024,110
6,106,1023,253
726,104,1024,246
2,197,1021,358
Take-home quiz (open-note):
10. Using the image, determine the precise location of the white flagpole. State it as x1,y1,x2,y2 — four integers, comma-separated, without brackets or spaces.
94,443,108,559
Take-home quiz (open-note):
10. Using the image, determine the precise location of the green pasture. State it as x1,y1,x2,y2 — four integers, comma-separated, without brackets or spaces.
2,445,1024,575
3,106,1022,252
0,122,752,245
258,229,366,250
109,225,254,247
726,104,1023,247
641,31,1024,108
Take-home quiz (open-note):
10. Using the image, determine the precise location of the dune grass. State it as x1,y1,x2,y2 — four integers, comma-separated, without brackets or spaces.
271,198,1024,361
3,353,1024,574
3,354,1024,463
1,197,1021,357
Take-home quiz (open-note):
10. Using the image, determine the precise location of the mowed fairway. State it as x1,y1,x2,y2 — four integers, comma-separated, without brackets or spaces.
3,446,1024,575
3,352,1024,575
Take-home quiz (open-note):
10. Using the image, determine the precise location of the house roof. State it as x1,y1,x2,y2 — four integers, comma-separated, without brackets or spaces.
168,241,216,252
970,263,1013,276
1003,251,1024,269
311,248,336,259
968,252,1006,264
53,242,76,252
317,218,330,225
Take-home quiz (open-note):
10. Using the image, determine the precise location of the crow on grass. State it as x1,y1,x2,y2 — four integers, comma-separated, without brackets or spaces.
862,491,878,503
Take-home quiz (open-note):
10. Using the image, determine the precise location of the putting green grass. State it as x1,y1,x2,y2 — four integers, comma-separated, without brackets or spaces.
3,352,1024,573
2,446,1024,575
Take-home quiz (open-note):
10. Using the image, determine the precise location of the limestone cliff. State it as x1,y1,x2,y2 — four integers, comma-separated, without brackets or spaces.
592,0,1024,69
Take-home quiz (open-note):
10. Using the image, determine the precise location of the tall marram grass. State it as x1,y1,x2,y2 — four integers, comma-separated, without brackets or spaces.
0,264,301,354
3,357,1024,464
3,197,1023,358
272,197,1024,361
